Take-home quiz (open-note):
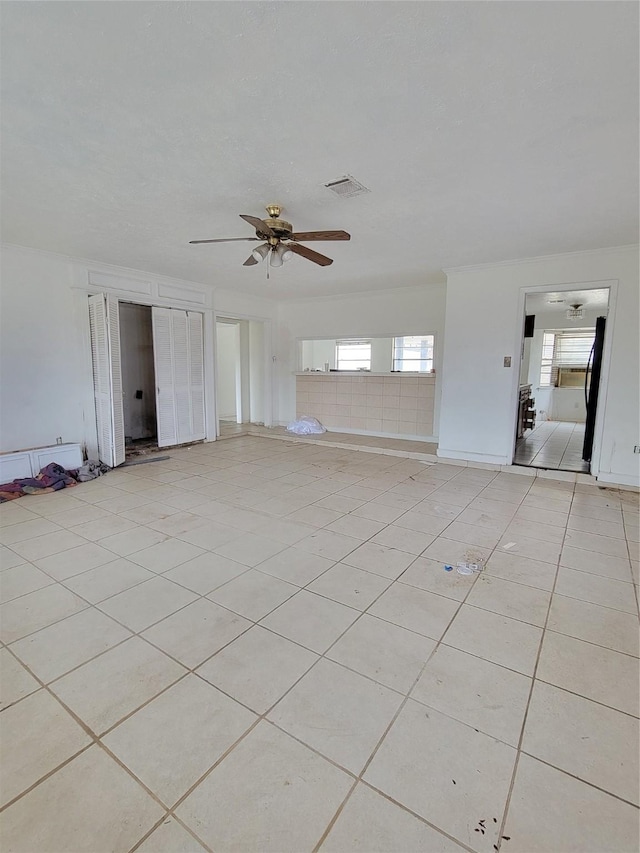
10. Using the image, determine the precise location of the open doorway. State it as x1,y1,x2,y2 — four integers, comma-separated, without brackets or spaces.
119,303,158,457
216,317,265,437
515,287,610,474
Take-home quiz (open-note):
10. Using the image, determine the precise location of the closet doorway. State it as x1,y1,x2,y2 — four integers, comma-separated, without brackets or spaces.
119,303,157,455
88,294,206,467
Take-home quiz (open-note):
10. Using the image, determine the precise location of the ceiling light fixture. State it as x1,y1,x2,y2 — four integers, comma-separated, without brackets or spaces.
251,243,270,262
269,246,284,268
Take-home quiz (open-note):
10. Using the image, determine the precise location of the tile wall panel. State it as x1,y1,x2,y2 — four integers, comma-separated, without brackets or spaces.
296,375,436,437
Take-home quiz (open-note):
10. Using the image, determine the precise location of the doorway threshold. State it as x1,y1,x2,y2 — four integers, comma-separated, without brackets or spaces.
514,421,589,473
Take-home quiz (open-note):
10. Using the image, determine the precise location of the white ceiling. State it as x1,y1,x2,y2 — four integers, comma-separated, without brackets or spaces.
1,2,638,300
526,288,610,315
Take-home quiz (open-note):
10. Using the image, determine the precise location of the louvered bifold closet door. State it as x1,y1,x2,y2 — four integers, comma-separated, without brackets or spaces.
172,310,193,445
152,308,206,447
88,294,126,468
152,307,178,447
187,312,206,441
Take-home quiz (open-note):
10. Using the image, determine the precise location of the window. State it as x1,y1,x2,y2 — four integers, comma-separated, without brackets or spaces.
539,332,556,387
335,339,371,371
539,329,596,387
392,335,435,372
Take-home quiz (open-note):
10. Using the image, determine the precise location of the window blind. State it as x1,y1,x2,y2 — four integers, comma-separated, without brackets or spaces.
539,329,596,386
335,340,371,370
553,330,595,367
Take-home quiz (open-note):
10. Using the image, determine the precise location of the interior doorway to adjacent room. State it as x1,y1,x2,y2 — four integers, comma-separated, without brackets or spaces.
514,286,610,474
215,317,266,437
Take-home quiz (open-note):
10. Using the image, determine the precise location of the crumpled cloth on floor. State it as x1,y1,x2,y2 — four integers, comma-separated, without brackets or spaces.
71,459,109,482
0,463,78,502
0,459,110,502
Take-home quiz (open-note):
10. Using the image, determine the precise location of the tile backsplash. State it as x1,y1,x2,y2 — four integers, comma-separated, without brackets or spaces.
296,374,436,437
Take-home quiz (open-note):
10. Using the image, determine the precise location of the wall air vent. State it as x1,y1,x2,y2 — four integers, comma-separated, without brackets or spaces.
324,175,370,199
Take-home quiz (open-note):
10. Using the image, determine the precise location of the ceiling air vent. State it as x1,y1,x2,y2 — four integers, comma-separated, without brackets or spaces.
324,175,370,199
566,306,584,319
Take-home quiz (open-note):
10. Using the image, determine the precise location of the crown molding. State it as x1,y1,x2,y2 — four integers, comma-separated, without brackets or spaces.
443,244,639,275
279,277,447,307
1,242,218,294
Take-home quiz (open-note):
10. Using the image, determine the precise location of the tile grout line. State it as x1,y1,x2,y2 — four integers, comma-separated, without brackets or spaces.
308,467,519,853
1,438,637,850
492,478,577,851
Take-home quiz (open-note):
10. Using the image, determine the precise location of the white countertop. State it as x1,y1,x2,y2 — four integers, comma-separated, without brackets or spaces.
295,371,436,378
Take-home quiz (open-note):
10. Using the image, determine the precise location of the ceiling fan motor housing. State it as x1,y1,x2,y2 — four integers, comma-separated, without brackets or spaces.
261,218,293,243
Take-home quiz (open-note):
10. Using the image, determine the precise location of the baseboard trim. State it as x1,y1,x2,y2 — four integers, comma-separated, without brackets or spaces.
596,472,640,490
437,448,510,465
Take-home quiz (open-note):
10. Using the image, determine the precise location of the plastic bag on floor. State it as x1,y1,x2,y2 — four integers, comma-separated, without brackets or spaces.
286,416,327,435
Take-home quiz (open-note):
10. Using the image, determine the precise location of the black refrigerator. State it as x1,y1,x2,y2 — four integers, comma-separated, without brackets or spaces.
582,316,606,463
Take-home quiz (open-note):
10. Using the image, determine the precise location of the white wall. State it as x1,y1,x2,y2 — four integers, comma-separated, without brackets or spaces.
119,303,156,440
276,283,447,433
549,389,586,423
0,245,279,456
216,322,240,420
249,320,265,423
439,247,639,486
301,339,336,371
0,247,89,453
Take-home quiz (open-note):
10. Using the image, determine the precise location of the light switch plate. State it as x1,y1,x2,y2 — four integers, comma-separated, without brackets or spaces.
503,356,512,367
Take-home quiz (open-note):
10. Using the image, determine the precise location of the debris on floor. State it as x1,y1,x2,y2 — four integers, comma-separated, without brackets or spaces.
122,455,171,467
0,459,108,502
286,416,327,435
74,460,110,482
443,558,485,575
455,561,484,575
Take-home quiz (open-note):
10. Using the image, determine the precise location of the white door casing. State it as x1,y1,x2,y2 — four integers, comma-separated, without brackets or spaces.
87,293,125,467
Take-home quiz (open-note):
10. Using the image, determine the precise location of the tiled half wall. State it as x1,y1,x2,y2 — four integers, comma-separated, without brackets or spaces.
296,374,436,437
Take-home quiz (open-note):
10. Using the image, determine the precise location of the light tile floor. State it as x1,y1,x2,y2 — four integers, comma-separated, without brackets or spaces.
514,420,589,473
0,436,638,853
222,422,439,459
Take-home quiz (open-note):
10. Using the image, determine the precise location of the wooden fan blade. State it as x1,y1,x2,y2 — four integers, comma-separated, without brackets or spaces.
289,243,333,266
290,230,350,241
189,237,258,244
239,214,274,236
243,255,258,266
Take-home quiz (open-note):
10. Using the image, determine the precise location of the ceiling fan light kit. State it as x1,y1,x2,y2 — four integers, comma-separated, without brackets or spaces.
189,204,350,271
269,246,284,268
251,243,270,262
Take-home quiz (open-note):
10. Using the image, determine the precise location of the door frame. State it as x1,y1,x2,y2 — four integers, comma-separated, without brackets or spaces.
510,278,618,479
213,311,273,436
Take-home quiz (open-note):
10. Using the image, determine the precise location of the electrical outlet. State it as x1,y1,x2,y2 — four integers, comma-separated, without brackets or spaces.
503,356,512,367
56,436,63,445
634,446,640,454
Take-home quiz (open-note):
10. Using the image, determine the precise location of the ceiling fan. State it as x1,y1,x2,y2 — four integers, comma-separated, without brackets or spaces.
189,204,350,268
